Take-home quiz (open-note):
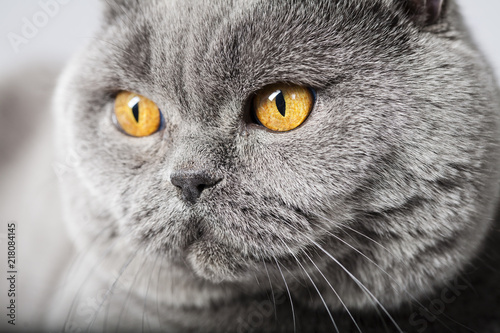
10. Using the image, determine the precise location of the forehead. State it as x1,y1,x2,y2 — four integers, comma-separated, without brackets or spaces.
101,0,411,118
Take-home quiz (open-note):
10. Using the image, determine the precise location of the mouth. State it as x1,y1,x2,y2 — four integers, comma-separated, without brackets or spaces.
128,205,316,283
185,237,251,283
148,214,250,283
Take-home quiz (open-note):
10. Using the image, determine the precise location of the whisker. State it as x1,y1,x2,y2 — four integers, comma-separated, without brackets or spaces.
313,213,476,332
103,285,112,332
278,218,404,332
340,223,395,257
143,252,161,332
156,255,165,331
262,259,278,322
273,256,296,333
62,237,120,332
58,225,111,294
86,250,139,332
279,239,339,333
309,239,404,333
61,227,114,331
115,255,144,332
281,260,310,289
304,252,363,333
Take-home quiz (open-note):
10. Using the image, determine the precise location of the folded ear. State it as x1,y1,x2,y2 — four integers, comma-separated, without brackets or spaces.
404,0,445,26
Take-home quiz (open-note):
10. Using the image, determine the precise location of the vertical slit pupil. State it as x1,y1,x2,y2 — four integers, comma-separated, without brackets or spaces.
275,91,286,117
132,103,140,123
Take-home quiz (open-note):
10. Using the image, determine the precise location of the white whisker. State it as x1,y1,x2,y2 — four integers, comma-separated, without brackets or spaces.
62,238,120,332
156,256,165,331
310,239,404,333
262,259,278,322
279,218,404,333
304,252,363,333
115,256,144,332
86,250,139,332
313,213,476,332
142,252,161,332
273,256,296,333
279,239,339,333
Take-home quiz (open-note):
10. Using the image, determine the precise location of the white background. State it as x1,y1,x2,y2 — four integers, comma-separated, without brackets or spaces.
0,0,499,80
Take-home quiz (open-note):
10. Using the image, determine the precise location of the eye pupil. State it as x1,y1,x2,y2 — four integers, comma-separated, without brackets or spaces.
132,103,140,123
114,91,161,137
253,84,313,132
275,91,286,117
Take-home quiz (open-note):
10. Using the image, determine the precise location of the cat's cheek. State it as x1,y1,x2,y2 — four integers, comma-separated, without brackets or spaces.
86,112,167,170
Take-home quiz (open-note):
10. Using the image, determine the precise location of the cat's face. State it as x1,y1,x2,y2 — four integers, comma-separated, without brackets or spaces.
55,0,500,309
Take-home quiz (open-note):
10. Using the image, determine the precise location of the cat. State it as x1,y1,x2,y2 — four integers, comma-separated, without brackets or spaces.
7,0,500,332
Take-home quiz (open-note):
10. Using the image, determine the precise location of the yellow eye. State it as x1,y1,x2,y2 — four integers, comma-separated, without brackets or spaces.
253,84,314,132
114,91,162,137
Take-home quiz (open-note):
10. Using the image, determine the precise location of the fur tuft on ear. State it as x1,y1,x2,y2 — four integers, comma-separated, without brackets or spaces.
404,0,445,26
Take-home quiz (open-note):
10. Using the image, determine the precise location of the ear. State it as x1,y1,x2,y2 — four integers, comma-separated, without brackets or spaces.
404,0,446,26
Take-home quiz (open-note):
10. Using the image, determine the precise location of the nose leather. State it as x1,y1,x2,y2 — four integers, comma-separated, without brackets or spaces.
170,169,221,203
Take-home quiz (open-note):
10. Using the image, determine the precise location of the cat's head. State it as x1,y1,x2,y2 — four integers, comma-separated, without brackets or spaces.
54,0,500,310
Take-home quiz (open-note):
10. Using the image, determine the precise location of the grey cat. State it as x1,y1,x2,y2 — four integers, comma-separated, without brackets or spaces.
45,0,500,332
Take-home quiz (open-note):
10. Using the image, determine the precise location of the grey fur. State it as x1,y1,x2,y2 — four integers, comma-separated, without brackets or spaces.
50,0,500,332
